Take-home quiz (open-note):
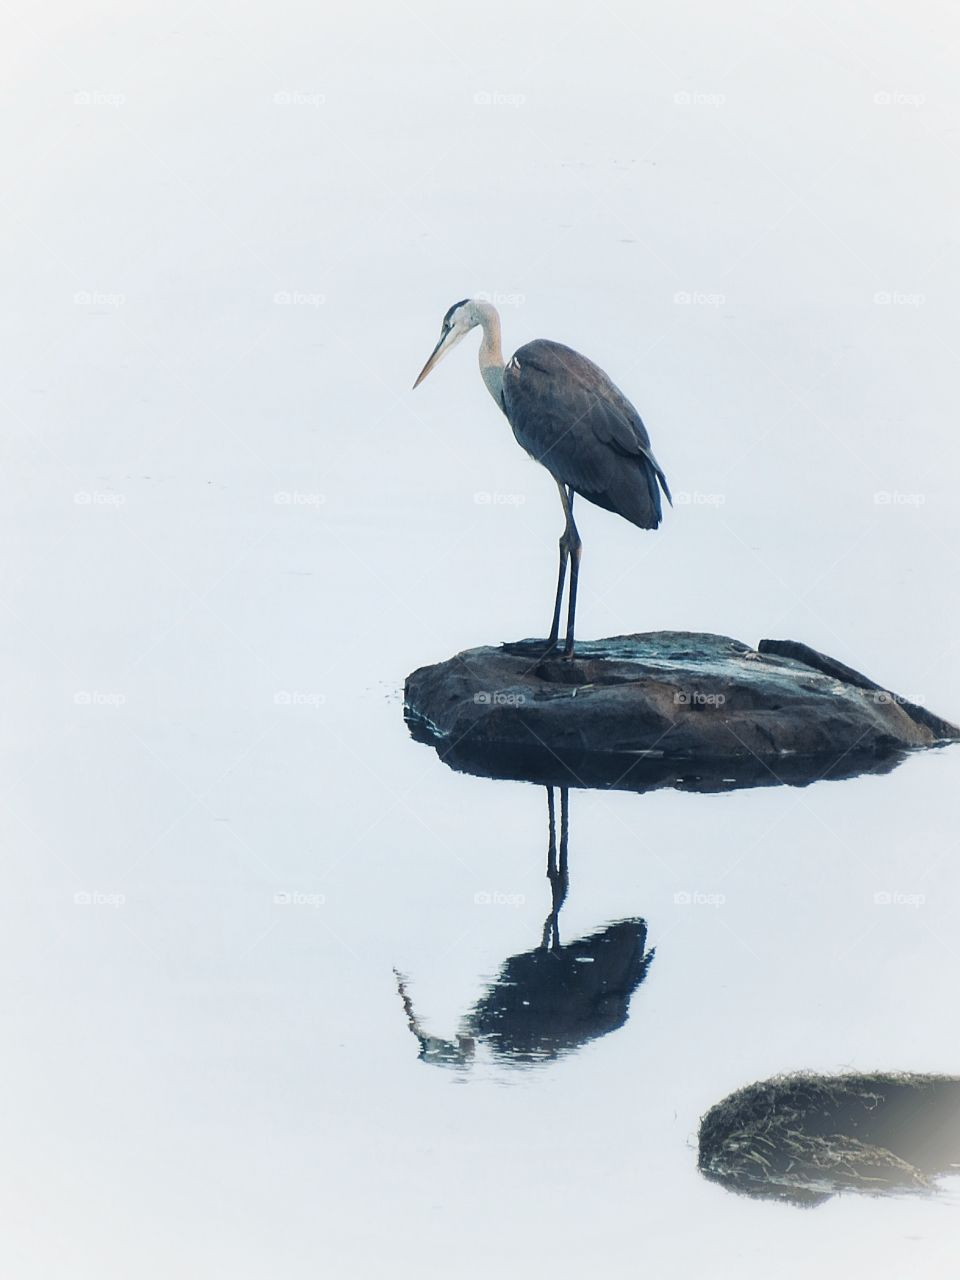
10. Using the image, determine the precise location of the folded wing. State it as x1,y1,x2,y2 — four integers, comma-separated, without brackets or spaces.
501,339,671,530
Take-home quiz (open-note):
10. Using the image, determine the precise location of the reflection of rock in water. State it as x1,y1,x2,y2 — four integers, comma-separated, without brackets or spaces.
395,787,654,1069
699,1072,960,1206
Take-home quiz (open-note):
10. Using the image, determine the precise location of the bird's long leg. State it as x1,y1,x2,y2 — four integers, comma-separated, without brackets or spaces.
546,515,570,652
547,482,582,655
557,485,582,658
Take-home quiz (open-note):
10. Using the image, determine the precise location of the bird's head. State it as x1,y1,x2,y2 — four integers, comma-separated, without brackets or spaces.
413,298,479,388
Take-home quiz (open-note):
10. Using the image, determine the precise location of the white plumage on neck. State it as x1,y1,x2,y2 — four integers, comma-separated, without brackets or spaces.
473,301,505,405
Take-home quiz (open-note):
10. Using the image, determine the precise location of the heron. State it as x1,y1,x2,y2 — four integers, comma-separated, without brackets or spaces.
413,298,671,657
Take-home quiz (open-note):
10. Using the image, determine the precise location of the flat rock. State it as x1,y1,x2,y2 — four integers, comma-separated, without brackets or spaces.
404,632,958,793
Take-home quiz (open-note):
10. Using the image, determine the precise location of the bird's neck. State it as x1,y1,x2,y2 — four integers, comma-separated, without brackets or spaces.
475,301,505,406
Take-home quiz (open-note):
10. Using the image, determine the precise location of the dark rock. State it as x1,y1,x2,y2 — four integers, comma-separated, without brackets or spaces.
404,631,958,793
699,1072,960,1205
757,638,959,741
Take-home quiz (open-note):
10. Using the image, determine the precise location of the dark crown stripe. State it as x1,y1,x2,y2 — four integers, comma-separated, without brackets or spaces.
442,298,471,328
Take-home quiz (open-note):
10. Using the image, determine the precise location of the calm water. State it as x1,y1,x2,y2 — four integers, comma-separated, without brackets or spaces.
3,2,959,1275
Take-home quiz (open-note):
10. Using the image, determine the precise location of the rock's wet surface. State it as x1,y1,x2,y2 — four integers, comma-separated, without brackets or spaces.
404,632,958,793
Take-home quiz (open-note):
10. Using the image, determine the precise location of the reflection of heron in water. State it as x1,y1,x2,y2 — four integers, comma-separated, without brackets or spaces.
395,786,654,1069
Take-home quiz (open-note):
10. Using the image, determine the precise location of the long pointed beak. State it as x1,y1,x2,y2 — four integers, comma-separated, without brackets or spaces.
413,333,451,389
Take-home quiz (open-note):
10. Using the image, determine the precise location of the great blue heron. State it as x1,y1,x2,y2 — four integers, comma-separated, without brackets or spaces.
413,299,672,656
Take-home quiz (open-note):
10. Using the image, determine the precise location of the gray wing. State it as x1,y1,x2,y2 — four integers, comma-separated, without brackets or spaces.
501,339,671,530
